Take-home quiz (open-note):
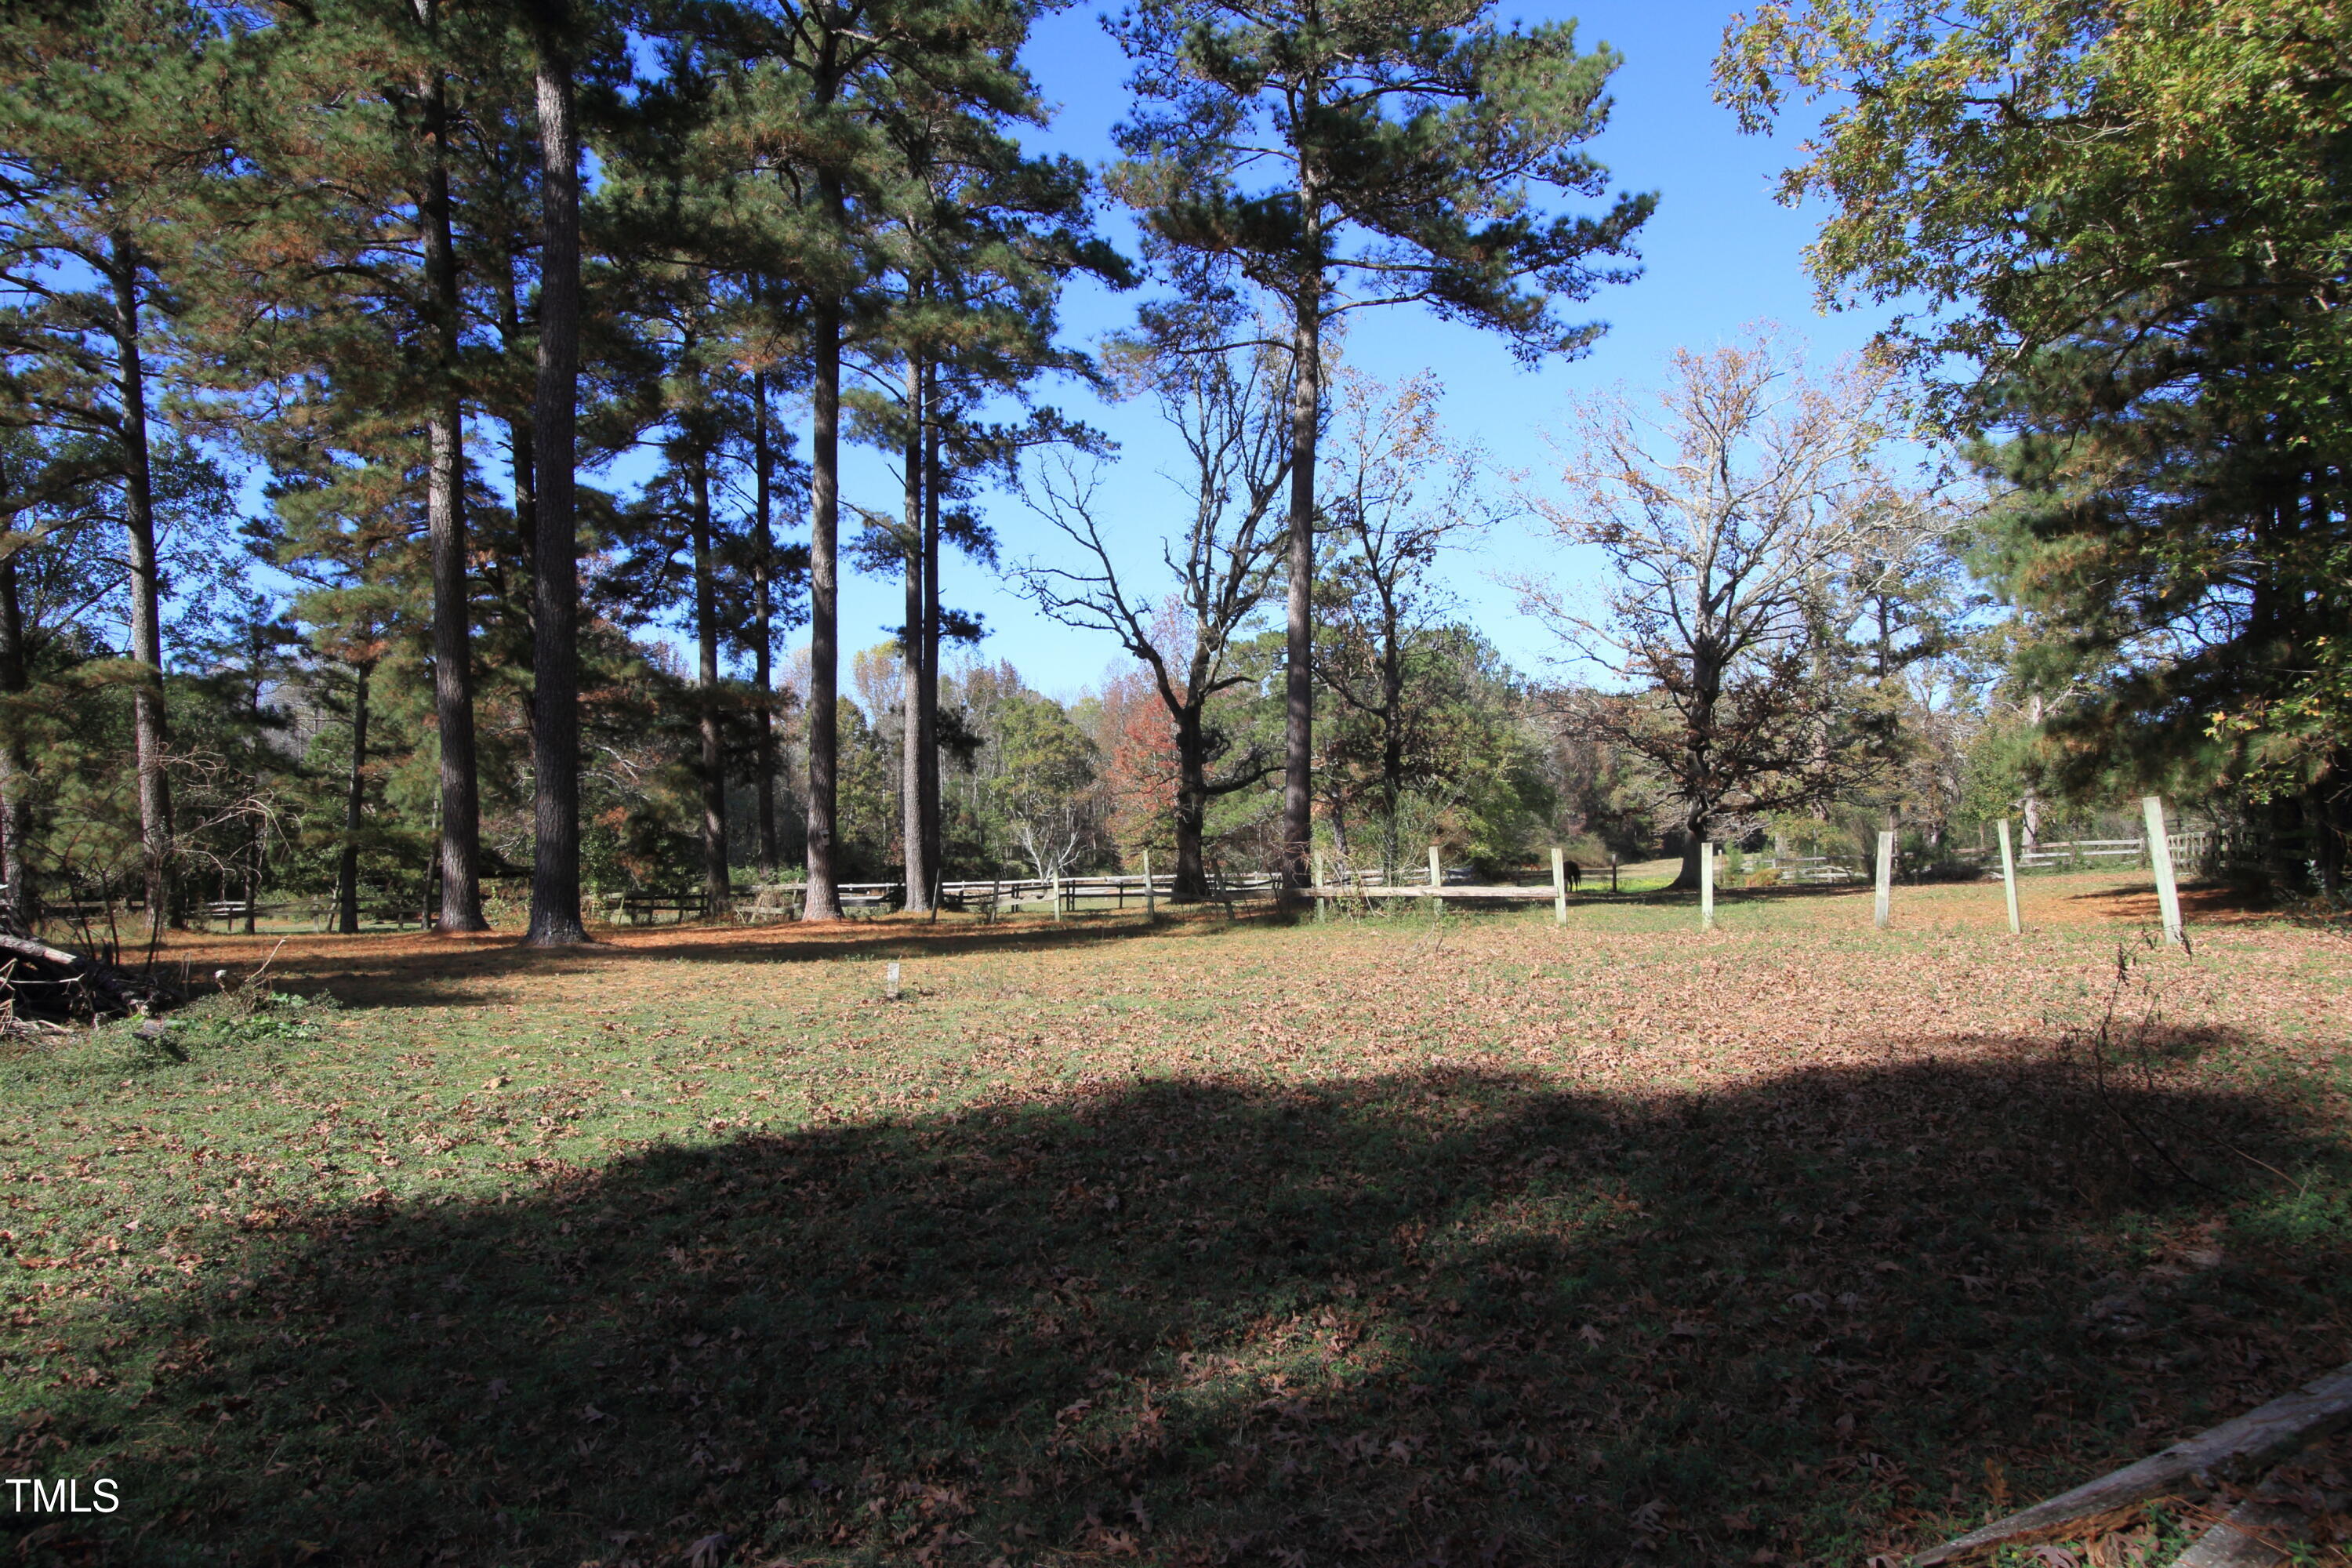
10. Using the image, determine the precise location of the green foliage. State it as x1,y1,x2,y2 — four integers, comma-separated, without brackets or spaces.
1318,625,1557,876
2,988,339,1088
935,659,1111,879
1720,0,2352,867
1110,0,1653,358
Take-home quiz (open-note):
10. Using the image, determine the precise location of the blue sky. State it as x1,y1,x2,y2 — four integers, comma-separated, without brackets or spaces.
804,0,1897,701
196,4,1900,698
806,1,1896,699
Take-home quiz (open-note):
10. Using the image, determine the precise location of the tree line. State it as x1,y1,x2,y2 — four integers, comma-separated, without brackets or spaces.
0,0,1651,942
2,0,2343,945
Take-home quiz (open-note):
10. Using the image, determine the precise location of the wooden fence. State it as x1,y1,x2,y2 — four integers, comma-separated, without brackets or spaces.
940,873,1278,917
1758,853,1868,884
1755,829,2282,882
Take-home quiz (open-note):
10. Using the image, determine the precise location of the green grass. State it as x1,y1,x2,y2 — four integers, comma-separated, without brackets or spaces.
2,884,2348,1566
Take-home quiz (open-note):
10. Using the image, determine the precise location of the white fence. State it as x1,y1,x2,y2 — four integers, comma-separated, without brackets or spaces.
1759,826,2310,883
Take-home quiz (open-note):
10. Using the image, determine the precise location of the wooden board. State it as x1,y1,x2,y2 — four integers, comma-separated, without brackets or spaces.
1305,885,1558,901
1911,1361,2352,1566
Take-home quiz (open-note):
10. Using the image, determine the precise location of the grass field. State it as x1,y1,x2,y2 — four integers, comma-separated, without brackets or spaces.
3,874,2348,1566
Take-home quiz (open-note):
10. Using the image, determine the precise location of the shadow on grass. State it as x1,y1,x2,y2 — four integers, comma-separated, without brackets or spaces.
247,910,1282,1012
1527,881,1888,911
10,1048,2346,1567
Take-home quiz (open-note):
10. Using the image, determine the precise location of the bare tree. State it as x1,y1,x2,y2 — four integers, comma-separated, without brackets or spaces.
1519,332,1926,888
1316,369,1499,877
1018,309,1292,900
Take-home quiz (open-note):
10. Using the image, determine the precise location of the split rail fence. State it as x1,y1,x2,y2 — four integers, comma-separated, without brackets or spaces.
1758,826,2303,883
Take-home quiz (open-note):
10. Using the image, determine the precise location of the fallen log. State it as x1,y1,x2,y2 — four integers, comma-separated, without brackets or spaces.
0,933,185,1021
2173,1497,2304,1568
1912,1361,2352,1565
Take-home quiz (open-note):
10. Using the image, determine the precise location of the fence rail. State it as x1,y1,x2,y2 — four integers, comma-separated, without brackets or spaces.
1758,854,1866,884
30,819,2318,939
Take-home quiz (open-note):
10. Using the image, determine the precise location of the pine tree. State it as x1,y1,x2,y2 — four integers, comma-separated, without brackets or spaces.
254,455,415,935
0,427,106,926
854,79,1126,906
191,0,542,934
411,0,489,933
606,277,755,915
736,365,808,877
673,0,1058,918
1111,0,1653,889
0,0,228,934
1722,0,2352,890
520,0,610,946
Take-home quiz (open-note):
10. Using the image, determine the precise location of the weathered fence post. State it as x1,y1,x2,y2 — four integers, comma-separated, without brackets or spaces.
1143,849,1156,920
2143,796,2184,947
1610,853,1618,894
1875,830,1895,929
1428,844,1444,918
1700,840,1715,931
1051,869,1062,923
1551,846,1568,926
1997,818,2022,935
884,960,902,1002
1312,850,1328,923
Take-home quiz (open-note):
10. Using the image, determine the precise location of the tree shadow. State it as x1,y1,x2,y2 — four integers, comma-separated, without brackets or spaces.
228,912,1270,1012
2062,882,2288,924
13,1047,2345,1567
1592,882,1866,908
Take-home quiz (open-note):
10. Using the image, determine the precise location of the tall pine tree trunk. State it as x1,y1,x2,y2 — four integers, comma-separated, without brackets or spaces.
899,354,931,913
1280,263,1322,897
109,238,172,938
919,364,942,895
495,255,539,631
802,283,843,921
751,368,779,877
336,662,372,936
0,550,33,930
424,401,485,928
415,28,488,933
525,32,587,946
692,448,730,914
245,626,266,936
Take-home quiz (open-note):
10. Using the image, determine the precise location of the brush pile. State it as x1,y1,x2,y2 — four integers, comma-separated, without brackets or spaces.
0,932,186,1029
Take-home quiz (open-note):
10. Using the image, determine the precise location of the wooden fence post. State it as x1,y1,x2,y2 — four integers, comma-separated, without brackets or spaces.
1051,869,1062,923
1144,849,1156,920
1551,846,1567,925
1874,830,1895,928
1610,853,1617,895
1428,844,1443,917
1312,850,1327,923
1700,840,1715,931
1997,818,2022,935
2143,796,2184,947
